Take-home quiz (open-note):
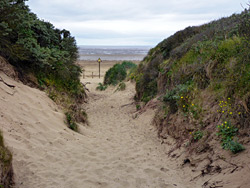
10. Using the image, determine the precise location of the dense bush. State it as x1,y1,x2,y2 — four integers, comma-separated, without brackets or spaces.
0,0,87,133
104,64,127,85
104,61,137,86
0,0,83,99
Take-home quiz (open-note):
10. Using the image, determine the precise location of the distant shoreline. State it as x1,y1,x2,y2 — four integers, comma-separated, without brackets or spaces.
77,55,145,61
78,45,149,61
78,45,153,48
77,60,141,78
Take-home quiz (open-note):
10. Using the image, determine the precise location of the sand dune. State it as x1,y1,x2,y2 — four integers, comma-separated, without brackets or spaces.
0,69,190,187
1,61,249,187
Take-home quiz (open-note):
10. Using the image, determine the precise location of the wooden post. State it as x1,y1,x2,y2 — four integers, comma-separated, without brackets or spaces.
97,58,102,78
92,72,93,79
99,61,100,78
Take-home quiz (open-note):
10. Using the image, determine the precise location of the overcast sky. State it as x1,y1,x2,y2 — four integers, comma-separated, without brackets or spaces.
27,0,246,46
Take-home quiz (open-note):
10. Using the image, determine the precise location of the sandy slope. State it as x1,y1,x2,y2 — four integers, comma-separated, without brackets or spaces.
1,61,249,187
0,69,193,187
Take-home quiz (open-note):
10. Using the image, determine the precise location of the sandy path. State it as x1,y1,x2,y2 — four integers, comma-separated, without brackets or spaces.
0,69,193,187
79,77,190,188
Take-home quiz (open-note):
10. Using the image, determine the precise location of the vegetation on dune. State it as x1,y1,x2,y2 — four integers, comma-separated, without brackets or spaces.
104,63,126,85
0,0,87,131
115,82,126,92
96,83,108,91
0,131,14,187
133,9,250,154
97,61,137,91
104,61,137,86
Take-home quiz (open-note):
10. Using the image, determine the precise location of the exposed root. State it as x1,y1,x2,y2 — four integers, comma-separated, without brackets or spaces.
0,76,15,89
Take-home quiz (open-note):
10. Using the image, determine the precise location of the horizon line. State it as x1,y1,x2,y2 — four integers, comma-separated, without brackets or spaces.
77,44,154,47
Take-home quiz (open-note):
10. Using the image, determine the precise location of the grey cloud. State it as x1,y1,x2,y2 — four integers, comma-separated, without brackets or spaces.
26,0,246,45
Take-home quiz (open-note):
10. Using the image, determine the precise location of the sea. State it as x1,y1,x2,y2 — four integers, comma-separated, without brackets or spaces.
78,45,152,61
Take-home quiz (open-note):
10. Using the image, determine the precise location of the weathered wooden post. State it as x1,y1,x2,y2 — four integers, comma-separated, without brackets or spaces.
97,58,102,78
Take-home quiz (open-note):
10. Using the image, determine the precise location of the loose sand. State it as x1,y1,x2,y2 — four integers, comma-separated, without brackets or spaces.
0,61,249,187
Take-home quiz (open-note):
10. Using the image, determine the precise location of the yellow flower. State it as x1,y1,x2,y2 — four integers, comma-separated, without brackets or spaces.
229,112,232,115
181,96,183,99
228,98,230,100
192,104,194,106
222,111,224,113
183,105,185,107
225,121,227,124
189,132,192,135
238,112,241,115
227,127,230,129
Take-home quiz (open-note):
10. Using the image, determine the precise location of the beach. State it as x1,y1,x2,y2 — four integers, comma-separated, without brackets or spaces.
78,60,140,78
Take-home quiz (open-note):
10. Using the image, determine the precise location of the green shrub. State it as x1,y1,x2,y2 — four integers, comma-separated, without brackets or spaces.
121,61,137,69
217,121,238,139
222,138,245,154
217,121,244,153
127,65,138,80
163,81,195,114
104,61,137,85
163,81,193,102
96,83,107,91
0,0,85,109
65,112,78,132
140,79,157,103
104,64,127,85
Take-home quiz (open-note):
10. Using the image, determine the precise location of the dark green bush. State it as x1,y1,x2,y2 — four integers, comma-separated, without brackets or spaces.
121,61,137,69
104,61,137,86
0,0,83,100
104,64,126,85
0,0,86,133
